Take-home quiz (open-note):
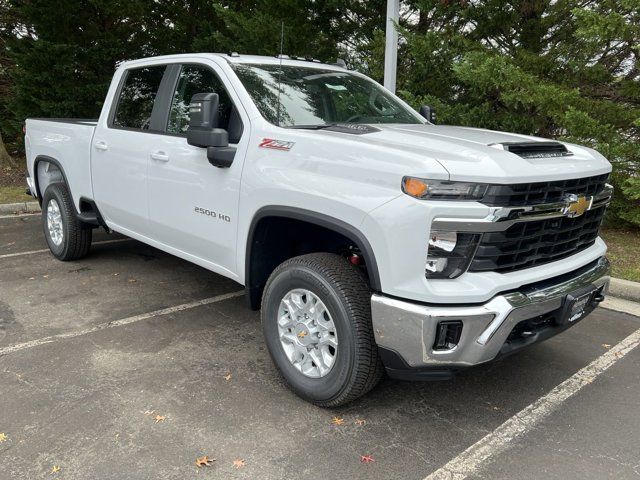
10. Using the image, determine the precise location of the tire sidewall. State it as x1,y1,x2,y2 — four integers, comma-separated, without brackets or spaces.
42,184,71,258
262,264,357,403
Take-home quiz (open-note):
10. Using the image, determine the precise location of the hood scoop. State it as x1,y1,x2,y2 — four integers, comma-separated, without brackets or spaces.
490,141,573,159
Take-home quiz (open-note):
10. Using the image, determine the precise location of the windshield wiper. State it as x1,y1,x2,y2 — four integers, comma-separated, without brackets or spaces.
283,123,338,130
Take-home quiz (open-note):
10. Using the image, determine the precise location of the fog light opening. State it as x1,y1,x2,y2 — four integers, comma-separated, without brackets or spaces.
434,320,463,351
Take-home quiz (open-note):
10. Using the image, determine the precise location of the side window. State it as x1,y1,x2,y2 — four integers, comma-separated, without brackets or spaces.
112,66,166,130
167,64,237,138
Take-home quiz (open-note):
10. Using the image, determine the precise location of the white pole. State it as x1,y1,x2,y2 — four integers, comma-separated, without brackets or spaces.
383,0,399,93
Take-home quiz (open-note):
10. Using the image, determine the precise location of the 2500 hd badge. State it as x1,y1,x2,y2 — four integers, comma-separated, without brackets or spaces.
194,206,231,222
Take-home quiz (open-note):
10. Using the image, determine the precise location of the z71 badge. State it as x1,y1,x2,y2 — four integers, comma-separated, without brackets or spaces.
259,138,295,151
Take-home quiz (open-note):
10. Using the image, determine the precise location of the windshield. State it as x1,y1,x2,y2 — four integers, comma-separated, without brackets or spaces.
232,64,423,127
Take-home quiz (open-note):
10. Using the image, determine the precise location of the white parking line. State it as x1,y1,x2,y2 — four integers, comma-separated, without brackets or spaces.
0,290,244,356
423,327,640,480
0,238,133,259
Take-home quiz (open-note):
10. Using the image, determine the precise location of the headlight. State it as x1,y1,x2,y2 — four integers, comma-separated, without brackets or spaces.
426,230,481,278
402,177,488,201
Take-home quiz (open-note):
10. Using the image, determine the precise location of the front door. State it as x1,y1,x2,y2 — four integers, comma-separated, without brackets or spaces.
146,62,248,278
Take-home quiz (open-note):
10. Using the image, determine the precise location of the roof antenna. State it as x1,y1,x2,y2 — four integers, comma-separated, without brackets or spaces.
276,21,284,127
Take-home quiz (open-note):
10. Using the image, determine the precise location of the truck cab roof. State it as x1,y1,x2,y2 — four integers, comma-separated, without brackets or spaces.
118,53,346,71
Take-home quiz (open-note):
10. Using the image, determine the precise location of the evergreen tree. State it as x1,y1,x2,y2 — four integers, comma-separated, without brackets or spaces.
3,0,153,133
0,0,17,166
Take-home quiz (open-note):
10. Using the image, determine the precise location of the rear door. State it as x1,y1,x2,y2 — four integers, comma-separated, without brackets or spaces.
92,64,170,236
146,61,249,277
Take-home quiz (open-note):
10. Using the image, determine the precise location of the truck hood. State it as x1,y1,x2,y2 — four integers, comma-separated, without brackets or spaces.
318,124,611,184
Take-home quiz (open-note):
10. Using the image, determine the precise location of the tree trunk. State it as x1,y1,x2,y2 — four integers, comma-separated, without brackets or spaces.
0,132,16,168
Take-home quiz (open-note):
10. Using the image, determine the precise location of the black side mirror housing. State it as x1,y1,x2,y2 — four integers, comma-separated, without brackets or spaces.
206,145,236,168
186,92,236,168
419,105,436,124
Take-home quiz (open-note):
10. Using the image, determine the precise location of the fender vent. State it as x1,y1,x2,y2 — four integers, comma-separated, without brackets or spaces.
491,141,572,159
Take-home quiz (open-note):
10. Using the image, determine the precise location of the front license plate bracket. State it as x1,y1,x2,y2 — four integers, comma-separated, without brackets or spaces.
557,284,604,326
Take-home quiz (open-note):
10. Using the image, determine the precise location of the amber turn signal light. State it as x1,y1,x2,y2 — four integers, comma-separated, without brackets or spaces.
403,177,428,198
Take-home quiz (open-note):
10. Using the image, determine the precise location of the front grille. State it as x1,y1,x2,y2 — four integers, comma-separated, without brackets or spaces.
469,205,606,273
482,173,609,207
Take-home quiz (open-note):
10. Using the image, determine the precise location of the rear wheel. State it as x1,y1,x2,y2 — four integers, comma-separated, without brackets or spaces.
261,253,383,407
42,183,92,261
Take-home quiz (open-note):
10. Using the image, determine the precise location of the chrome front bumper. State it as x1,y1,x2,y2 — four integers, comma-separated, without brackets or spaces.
371,257,610,372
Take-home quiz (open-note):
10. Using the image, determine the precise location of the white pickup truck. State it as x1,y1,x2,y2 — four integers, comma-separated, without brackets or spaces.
25,53,613,406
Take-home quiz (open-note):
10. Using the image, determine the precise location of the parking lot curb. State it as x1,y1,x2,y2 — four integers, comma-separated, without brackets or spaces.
0,201,40,215
609,277,640,303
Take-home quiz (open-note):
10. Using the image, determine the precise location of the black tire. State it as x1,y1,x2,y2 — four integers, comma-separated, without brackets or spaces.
261,253,384,407
42,183,92,261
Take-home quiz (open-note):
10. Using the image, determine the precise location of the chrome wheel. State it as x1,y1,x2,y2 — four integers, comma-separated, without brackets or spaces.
277,289,338,378
47,199,64,246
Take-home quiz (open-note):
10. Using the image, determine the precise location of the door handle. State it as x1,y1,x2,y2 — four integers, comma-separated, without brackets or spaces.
94,141,108,151
150,150,169,162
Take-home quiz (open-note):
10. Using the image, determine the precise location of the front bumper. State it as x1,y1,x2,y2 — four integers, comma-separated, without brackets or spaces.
371,257,610,380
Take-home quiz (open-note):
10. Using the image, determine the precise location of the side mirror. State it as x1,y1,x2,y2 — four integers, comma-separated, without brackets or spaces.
419,105,436,124
186,92,236,168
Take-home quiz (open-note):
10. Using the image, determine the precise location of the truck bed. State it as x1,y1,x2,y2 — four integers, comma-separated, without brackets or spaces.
25,118,97,210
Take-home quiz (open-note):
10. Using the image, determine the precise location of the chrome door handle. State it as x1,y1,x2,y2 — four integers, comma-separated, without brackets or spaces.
94,141,108,151
150,151,169,162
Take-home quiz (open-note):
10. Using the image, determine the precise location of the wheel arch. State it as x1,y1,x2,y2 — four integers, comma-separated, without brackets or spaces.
33,155,71,208
245,206,381,310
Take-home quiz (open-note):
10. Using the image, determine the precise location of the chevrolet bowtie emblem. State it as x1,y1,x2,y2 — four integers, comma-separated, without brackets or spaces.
562,194,592,218
297,331,308,338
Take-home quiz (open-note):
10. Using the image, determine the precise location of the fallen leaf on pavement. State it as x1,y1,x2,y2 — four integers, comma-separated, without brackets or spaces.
196,456,214,467
602,343,611,349
128,278,137,283
331,416,345,426
143,410,154,416
233,459,246,469
51,466,61,474
224,373,232,381
360,454,375,464
354,419,366,426
0,433,7,443
154,415,166,423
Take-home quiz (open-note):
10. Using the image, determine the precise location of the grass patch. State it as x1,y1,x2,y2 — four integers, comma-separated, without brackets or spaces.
601,227,640,283
0,185,29,204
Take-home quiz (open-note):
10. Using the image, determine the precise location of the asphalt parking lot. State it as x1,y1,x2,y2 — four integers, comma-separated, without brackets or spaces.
1,213,639,480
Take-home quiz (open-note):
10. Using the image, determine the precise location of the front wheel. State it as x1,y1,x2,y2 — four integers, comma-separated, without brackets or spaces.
42,183,92,261
261,253,383,407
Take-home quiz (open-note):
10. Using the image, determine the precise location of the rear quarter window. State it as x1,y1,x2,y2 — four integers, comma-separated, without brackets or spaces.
112,66,166,130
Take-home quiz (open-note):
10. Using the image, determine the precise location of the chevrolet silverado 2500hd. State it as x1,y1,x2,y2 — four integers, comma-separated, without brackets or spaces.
25,53,613,406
